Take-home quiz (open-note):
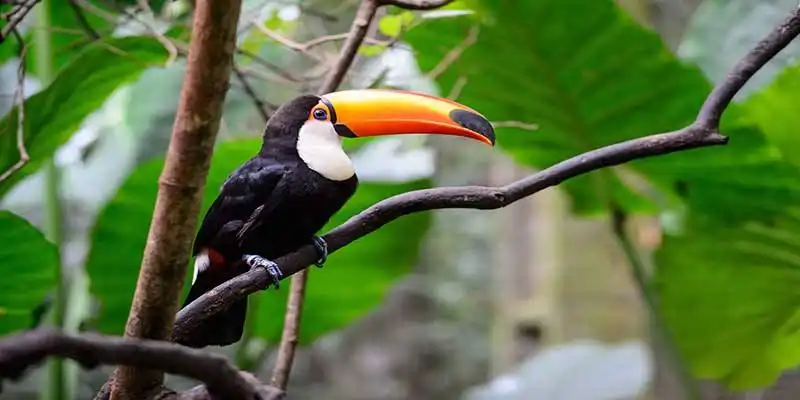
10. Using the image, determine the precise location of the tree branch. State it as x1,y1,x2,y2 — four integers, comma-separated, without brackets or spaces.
318,0,380,94
0,0,39,44
174,2,800,347
109,0,243,399
696,6,800,128
379,0,455,10
231,63,273,123
0,330,282,400
66,0,101,40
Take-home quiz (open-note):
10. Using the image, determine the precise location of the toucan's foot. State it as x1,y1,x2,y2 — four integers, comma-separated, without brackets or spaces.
312,235,328,268
244,254,283,289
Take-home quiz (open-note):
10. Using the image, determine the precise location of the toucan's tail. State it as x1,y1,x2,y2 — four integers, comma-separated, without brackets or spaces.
176,260,248,348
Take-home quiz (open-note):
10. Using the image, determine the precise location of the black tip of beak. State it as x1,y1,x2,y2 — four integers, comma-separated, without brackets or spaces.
449,109,496,145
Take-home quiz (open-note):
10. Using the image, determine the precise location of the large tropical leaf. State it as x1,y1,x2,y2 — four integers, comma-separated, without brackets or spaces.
655,210,800,390
405,0,800,391
0,36,168,198
86,138,430,340
405,0,800,222
405,0,712,214
0,211,59,334
741,64,800,164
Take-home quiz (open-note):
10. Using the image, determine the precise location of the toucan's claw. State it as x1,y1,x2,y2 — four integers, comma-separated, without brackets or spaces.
312,235,328,268
245,254,283,289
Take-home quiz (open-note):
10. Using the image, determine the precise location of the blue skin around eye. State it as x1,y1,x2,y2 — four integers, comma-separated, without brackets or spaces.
314,109,327,120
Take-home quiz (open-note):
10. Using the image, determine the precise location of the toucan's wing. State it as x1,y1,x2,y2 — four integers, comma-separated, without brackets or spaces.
192,160,287,257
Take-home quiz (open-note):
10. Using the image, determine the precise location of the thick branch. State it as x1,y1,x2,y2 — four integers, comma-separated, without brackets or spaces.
0,330,282,400
110,0,243,399
173,3,800,344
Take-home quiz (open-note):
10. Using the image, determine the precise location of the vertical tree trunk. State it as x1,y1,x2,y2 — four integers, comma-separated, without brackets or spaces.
109,1,243,399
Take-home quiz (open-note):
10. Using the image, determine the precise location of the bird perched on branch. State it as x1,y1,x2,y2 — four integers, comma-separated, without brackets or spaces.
178,89,496,348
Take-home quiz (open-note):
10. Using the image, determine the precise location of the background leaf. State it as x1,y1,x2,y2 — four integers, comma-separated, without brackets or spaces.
741,64,800,164
0,211,59,334
0,36,168,197
655,211,800,389
405,0,711,214
653,61,800,389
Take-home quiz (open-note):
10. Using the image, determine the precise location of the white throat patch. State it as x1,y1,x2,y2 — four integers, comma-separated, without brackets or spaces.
296,120,355,181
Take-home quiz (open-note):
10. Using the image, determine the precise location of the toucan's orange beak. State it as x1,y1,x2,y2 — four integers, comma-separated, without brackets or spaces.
320,89,495,146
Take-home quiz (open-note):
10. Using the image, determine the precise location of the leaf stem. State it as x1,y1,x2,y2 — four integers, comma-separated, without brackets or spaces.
609,207,699,400
34,2,70,399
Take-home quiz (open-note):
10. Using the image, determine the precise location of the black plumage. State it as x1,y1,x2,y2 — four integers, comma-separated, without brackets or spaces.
178,95,358,348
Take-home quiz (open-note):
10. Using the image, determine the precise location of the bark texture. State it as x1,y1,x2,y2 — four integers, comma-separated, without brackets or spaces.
109,1,243,399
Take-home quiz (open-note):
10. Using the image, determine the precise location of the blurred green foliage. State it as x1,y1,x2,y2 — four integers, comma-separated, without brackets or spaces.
405,0,800,390
2,0,800,394
0,36,168,196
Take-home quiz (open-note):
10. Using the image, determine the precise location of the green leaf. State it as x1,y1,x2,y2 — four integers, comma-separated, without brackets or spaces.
0,36,168,198
378,11,415,38
252,179,431,344
656,210,800,390
741,64,800,164
0,211,59,334
405,0,713,214
358,44,386,57
653,63,800,390
635,120,800,225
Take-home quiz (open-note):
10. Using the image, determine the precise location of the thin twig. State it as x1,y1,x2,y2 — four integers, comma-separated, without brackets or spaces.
258,28,389,53
72,0,117,23
426,24,479,80
379,0,455,10
492,120,539,131
269,274,307,390
0,329,277,400
318,0,381,94
0,28,29,183
235,47,300,83
696,7,800,128
134,0,178,66
268,0,456,389
446,75,467,99
174,2,800,345
66,0,100,39
268,0,384,387
232,63,273,123
0,0,40,44
609,208,700,400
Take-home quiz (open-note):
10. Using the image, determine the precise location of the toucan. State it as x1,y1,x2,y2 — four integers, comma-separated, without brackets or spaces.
178,89,495,348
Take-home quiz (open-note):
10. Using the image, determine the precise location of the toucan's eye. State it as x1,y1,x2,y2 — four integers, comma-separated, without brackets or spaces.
313,108,328,121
